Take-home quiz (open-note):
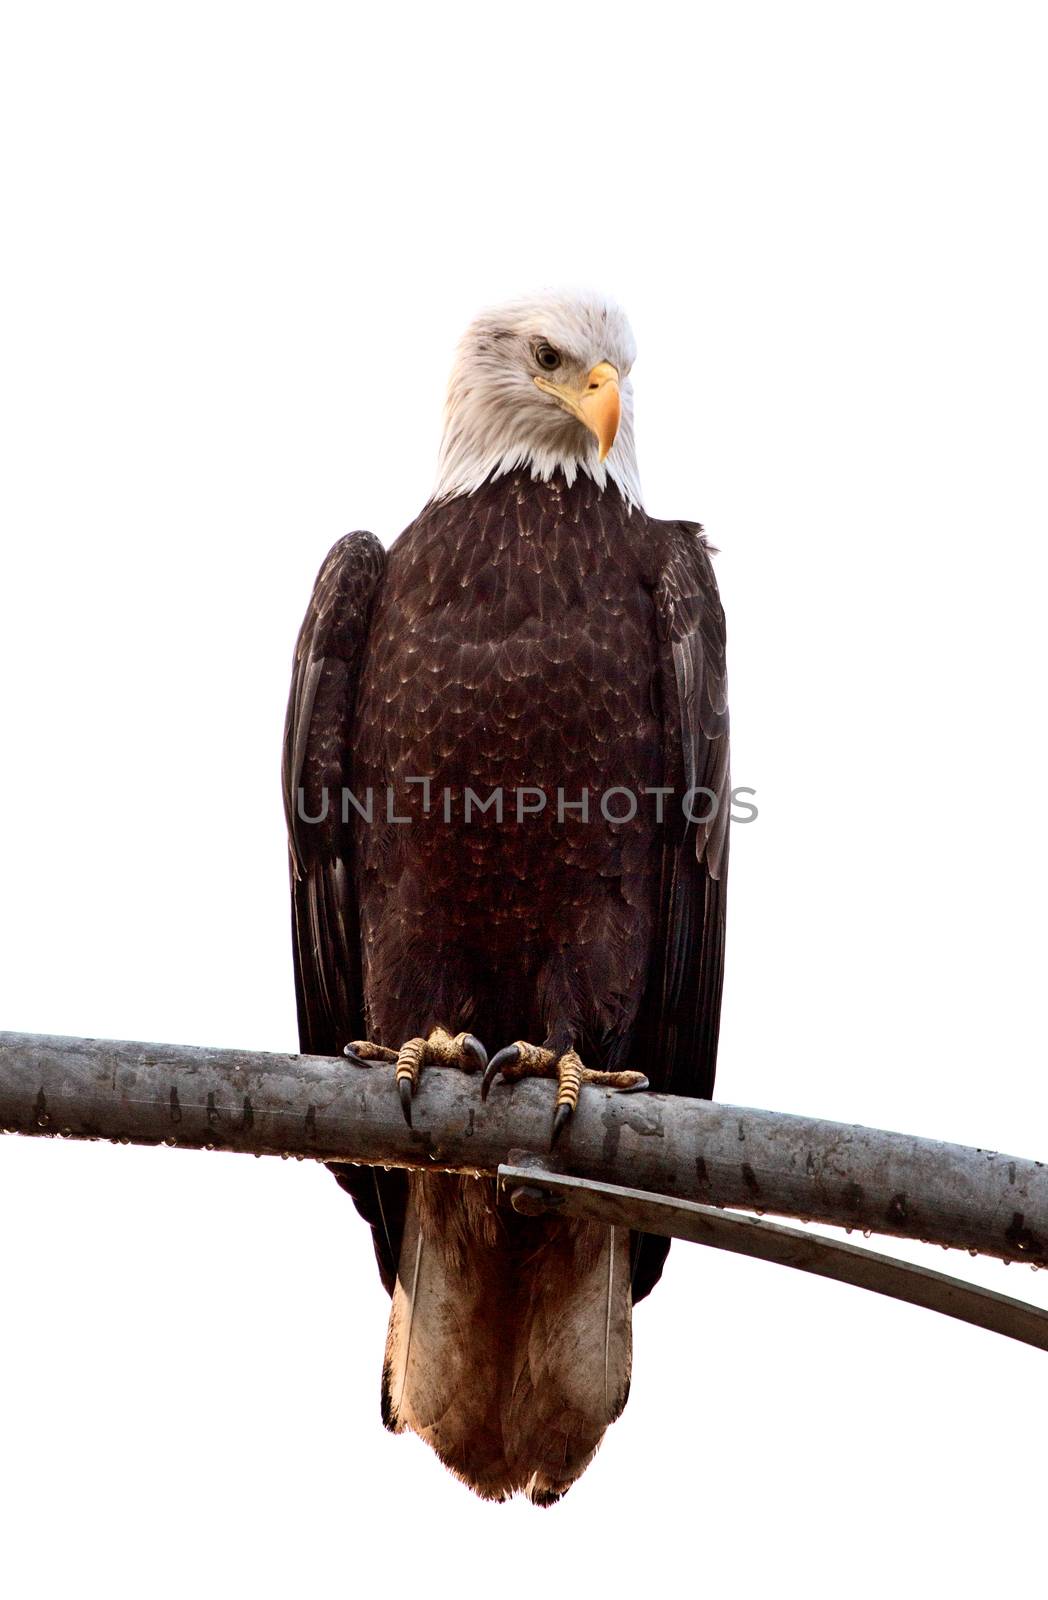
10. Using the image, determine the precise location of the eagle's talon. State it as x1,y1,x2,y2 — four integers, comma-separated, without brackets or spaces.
551,1102,573,1144
484,1042,647,1140
459,1033,489,1073
481,1043,521,1099
384,1027,489,1125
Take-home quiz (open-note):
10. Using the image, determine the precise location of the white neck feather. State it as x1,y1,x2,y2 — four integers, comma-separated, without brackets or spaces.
432,403,643,510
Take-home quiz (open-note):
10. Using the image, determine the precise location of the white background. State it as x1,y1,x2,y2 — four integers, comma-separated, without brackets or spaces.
2,3,1046,1595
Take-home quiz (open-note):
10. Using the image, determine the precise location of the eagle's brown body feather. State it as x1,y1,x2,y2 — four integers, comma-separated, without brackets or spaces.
284,469,728,1502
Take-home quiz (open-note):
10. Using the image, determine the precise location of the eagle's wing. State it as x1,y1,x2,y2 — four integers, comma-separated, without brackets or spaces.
630,518,729,1299
282,531,404,1289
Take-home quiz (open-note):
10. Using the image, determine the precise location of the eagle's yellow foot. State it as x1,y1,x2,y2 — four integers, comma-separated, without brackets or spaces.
345,1027,487,1127
480,1042,648,1142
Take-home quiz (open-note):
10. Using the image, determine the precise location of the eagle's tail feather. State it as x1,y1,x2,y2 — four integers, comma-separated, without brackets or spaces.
381,1174,632,1503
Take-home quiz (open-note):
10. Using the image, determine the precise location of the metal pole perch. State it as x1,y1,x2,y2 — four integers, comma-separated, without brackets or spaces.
2,1029,1047,1350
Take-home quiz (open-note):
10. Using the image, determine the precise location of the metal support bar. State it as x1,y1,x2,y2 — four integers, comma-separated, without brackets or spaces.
2,1030,1048,1274
497,1164,1048,1354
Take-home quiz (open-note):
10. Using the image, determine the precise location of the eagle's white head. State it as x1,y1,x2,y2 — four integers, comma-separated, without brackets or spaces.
433,289,642,510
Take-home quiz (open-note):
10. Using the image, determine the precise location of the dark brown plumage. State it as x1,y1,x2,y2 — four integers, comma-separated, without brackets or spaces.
283,467,728,1502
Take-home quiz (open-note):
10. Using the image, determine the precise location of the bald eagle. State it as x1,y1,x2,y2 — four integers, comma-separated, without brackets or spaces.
283,291,729,1504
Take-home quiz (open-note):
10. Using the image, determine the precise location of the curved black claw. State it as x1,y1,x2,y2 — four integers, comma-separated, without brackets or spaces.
462,1034,488,1073
343,1046,373,1068
617,1074,650,1094
399,1077,414,1127
481,1043,520,1101
551,1102,573,1144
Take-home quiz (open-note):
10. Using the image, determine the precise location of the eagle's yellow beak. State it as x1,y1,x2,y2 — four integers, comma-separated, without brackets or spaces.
534,361,621,461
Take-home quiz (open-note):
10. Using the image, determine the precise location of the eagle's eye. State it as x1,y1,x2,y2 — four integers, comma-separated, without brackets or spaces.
534,342,561,372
